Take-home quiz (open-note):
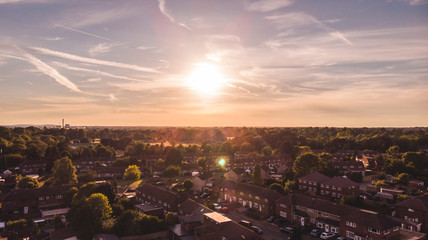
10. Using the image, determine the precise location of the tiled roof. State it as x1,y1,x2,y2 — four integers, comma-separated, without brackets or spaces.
332,161,364,169
276,194,357,217
136,184,180,203
2,185,74,202
217,179,282,200
343,209,402,230
395,193,428,211
298,171,330,182
321,176,359,188
194,222,264,240
179,198,212,216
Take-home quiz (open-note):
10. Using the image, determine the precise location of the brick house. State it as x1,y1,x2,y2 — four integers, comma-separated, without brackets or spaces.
135,184,187,213
215,179,282,217
320,176,359,199
332,161,365,175
394,193,428,232
1,185,73,219
276,194,357,233
299,172,359,198
298,171,330,195
341,209,402,240
19,160,47,175
224,168,247,183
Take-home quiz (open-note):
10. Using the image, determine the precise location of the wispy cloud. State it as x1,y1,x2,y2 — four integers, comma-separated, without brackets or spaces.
30,47,159,73
55,24,114,42
89,43,114,56
86,78,101,82
246,0,294,12
19,49,82,93
265,12,353,45
53,62,149,82
0,0,49,4
41,37,63,41
158,0,191,30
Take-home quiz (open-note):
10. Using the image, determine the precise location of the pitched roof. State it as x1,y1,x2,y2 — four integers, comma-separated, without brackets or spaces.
2,185,74,202
298,171,330,182
332,161,365,168
179,198,213,216
136,184,183,203
321,176,359,188
395,193,428,211
276,194,357,217
231,168,246,175
194,222,264,240
217,179,282,200
343,209,402,230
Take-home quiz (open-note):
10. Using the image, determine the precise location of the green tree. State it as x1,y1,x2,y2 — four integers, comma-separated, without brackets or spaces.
269,183,285,195
394,173,410,186
52,157,77,185
262,146,273,157
183,179,193,191
284,180,297,194
219,141,233,154
165,148,183,166
64,187,78,205
252,164,263,186
68,201,98,240
165,211,178,226
113,210,143,236
123,165,141,181
293,153,319,177
86,193,112,225
164,165,181,177
17,176,38,189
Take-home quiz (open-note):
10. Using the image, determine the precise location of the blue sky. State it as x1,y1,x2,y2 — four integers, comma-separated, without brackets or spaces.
0,0,427,127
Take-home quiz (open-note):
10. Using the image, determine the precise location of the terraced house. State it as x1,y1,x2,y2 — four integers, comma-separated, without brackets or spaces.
215,179,282,217
135,184,187,214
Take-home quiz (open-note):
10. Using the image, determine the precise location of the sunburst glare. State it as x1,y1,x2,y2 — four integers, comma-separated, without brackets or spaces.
186,63,226,95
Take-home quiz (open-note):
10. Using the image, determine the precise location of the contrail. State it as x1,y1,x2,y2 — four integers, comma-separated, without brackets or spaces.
55,24,114,42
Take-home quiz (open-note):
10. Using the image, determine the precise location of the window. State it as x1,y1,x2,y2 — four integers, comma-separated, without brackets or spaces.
332,186,336,190
338,187,342,191
255,196,260,200
408,208,414,212
331,228,337,233
310,218,315,223
326,185,330,189
368,227,380,234
39,197,44,200
322,212,328,217
321,184,324,187
240,192,244,195
265,198,268,202
384,229,390,235
318,223,324,228
55,195,63,200
280,204,286,208
280,211,287,218
346,221,357,228
346,231,355,239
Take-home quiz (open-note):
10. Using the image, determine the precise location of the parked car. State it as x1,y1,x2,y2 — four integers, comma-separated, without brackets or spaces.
238,220,253,228
336,237,348,240
310,228,322,237
280,226,294,234
250,225,263,235
200,192,210,199
267,215,277,222
320,232,336,239
273,218,287,227
213,203,222,211
221,207,229,213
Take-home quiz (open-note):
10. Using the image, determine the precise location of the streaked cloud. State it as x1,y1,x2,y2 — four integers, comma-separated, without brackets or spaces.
89,43,114,56
246,0,294,12
30,47,159,73
20,49,81,93
158,0,191,30
55,24,114,42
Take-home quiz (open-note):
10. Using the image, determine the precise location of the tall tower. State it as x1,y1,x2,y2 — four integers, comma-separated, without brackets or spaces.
62,119,65,129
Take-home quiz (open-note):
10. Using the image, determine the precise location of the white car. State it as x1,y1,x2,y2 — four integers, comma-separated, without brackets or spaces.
320,232,336,239
213,203,222,211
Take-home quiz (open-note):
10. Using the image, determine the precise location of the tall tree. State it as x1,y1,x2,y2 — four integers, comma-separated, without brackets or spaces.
123,165,141,181
52,157,77,185
252,164,263,186
293,153,320,177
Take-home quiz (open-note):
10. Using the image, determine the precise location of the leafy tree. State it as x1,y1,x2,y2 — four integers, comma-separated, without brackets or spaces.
165,212,178,225
4,153,25,168
219,141,233,154
77,170,95,183
252,164,263,186
113,210,143,236
394,173,410,186
52,157,77,185
396,194,409,202
269,183,285,195
164,165,181,177
262,146,273,157
118,197,134,210
86,193,112,222
18,176,38,189
96,182,117,204
349,172,363,183
197,157,206,170
68,201,98,240
284,180,297,194
183,179,193,191
293,153,319,177
123,165,141,181
165,148,183,166
64,187,78,205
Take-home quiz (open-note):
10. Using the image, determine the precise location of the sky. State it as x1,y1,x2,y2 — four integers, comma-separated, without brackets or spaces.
0,0,427,127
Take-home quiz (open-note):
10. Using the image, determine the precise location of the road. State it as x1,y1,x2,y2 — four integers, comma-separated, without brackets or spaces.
223,210,315,240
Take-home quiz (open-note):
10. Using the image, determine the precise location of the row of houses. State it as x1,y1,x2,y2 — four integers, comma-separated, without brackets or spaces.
298,171,359,199
275,193,424,240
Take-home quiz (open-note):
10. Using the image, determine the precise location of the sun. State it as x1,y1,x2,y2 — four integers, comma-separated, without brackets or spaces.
186,63,226,94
